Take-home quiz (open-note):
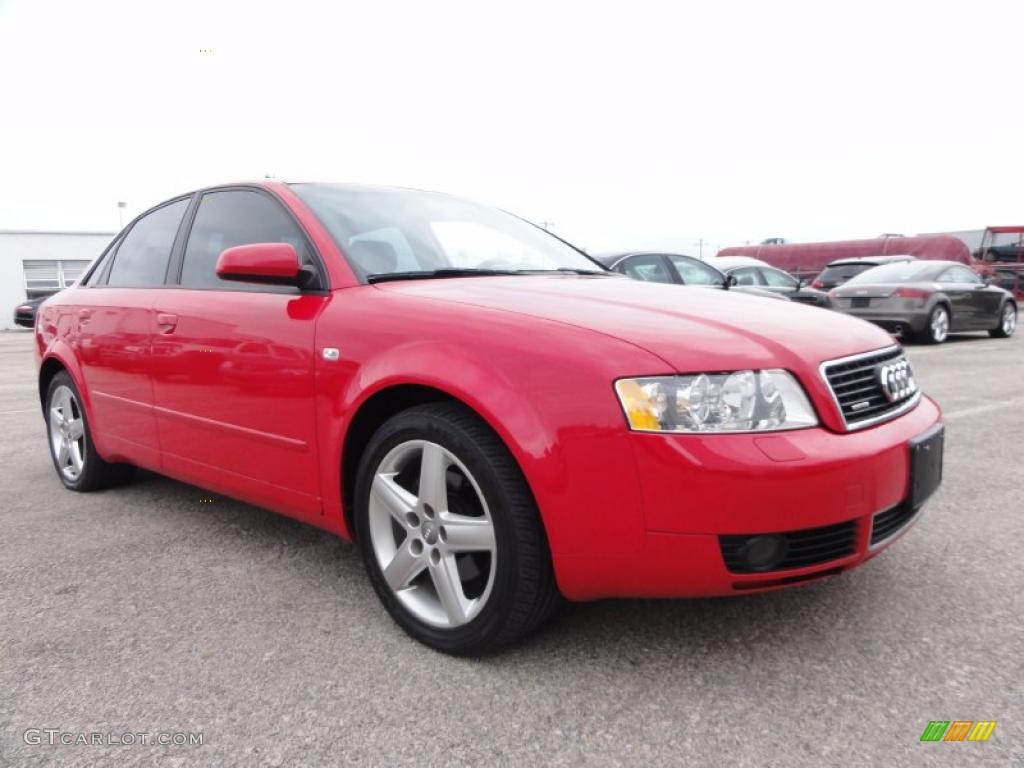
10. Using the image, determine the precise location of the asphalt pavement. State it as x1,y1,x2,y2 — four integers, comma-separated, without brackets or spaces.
0,329,1021,767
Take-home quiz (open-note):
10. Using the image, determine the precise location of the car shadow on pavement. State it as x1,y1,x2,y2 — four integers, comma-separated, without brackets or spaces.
124,469,897,666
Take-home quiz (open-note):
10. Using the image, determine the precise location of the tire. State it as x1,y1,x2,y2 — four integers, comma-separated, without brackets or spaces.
45,371,134,491
919,304,950,344
989,302,1017,338
354,402,560,655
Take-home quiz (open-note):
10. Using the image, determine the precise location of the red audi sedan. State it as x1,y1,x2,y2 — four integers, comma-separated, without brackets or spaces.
34,182,944,654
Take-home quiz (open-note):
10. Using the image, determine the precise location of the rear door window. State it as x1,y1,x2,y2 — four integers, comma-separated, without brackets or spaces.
106,199,190,287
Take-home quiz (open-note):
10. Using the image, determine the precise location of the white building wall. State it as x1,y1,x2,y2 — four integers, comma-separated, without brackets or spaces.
0,231,114,330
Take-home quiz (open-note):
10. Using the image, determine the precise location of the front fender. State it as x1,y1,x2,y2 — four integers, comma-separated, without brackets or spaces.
316,329,653,565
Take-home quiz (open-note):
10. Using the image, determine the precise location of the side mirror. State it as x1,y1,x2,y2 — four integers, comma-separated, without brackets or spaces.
215,243,310,287
723,274,738,289
796,277,808,289
982,274,993,286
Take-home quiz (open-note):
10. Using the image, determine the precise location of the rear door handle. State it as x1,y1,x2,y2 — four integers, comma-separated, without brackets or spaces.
156,312,178,333
77,309,93,323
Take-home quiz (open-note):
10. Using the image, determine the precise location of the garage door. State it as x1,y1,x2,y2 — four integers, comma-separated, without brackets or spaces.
23,259,91,299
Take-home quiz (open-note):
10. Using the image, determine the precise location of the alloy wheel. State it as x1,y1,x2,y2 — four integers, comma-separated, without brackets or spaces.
49,384,86,481
931,307,949,342
1003,305,1017,336
367,439,497,628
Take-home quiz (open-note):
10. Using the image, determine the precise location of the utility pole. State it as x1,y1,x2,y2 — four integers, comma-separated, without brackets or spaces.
695,238,706,260
117,201,127,228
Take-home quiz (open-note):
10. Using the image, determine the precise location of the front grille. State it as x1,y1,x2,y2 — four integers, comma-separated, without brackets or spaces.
720,519,858,574
870,504,915,546
821,346,919,430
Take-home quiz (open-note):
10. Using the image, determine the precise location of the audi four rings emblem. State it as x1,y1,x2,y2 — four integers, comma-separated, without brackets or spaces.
877,359,917,402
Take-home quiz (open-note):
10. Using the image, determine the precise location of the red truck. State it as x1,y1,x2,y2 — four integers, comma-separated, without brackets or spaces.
718,235,974,281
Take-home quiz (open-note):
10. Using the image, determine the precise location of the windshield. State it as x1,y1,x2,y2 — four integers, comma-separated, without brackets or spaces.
843,261,936,285
291,183,604,281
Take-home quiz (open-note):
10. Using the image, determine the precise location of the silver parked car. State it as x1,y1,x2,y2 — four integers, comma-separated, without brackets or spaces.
711,255,829,306
830,260,1018,344
594,252,789,300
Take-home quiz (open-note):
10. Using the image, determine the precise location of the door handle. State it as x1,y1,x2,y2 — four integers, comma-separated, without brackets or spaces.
156,312,179,333
77,309,93,323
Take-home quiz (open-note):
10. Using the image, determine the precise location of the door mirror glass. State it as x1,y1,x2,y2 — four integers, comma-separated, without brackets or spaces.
215,243,304,286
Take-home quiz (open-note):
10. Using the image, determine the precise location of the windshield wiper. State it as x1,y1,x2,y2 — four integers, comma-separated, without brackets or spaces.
519,268,614,276
367,268,521,284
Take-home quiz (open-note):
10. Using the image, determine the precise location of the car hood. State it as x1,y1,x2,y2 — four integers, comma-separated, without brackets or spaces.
375,275,894,372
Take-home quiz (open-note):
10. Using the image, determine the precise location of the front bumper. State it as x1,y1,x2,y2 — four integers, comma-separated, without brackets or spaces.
553,395,943,600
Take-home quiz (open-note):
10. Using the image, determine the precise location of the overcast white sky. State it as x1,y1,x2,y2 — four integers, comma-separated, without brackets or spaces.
1,0,1022,255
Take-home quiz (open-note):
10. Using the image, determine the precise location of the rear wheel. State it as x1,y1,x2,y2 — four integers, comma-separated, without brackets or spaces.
354,402,560,655
45,371,134,491
920,304,950,344
990,302,1017,338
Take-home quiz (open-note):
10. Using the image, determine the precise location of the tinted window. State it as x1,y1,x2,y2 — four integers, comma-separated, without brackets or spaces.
760,267,797,288
181,190,311,289
817,263,875,286
844,261,937,285
668,255,723,286
730,267,763,286
107,199,189,287
943,266,981,284
621,255,673,283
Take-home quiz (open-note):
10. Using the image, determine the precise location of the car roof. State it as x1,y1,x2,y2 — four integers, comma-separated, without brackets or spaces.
854,260,964,281
591,251,703,269
825,255,915,267
709,256,772,270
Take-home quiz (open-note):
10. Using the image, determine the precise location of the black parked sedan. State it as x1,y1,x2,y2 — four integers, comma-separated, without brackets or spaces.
829,260,1018,343
594,252,788,300
13,296,45,329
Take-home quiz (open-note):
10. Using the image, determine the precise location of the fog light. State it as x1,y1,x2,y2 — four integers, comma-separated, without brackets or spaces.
740,535,788,571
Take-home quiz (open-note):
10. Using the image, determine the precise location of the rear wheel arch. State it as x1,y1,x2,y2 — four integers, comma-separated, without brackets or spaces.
38,357,69,411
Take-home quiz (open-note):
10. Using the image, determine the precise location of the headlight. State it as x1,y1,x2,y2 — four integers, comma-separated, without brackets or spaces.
614,370,818,433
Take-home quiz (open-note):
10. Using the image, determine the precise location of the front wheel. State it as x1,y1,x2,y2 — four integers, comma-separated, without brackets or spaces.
990,302,1017,338
354,403,560,655
920,304,950,344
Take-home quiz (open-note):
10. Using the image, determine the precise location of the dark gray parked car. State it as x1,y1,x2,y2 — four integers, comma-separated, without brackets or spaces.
830,260,1018,343
594,252,788,300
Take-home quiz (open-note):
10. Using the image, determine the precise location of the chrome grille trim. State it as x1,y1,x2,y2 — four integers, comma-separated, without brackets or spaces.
819,346,921,431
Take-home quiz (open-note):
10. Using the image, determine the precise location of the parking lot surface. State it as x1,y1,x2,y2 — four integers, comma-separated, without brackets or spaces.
0,330,1021,767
